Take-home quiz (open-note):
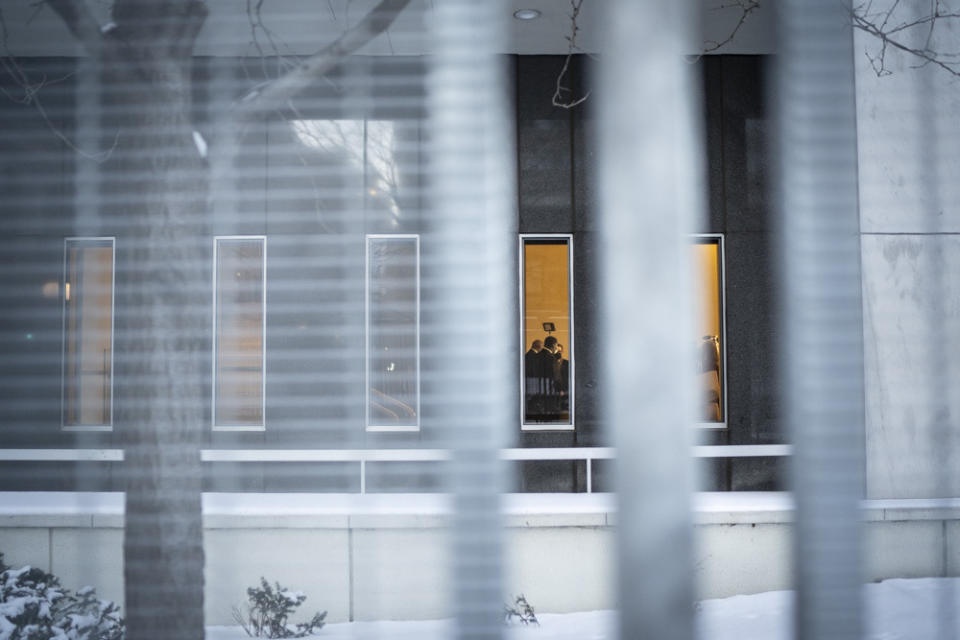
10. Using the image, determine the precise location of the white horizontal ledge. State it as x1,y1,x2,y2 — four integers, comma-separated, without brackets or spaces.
200,446,789,462
0,445,791,463
202,449,451,462
500,447,615,460
0,491,763,527
693,444,792,458
201,448,614,462
3,492,960,529
0,449,124,462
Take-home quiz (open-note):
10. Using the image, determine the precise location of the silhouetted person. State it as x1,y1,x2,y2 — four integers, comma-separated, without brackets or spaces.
524,339,543,378
538,336,559,392
555,343,569,393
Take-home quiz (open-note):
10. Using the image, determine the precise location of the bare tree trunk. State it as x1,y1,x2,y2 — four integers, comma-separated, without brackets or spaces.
44,1,210,636
36,2,410,637
98,7,209,638
111,86,209,640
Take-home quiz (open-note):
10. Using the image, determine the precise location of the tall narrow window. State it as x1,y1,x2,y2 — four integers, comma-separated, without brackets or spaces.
62,237,114,430
693,235,726,425
213,236,266,430
521,235,573,430
366,235,419,431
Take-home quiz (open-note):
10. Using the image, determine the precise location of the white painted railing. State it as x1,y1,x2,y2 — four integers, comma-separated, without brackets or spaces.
0,445,790,494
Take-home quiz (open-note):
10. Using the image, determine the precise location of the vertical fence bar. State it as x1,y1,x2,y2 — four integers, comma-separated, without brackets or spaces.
427,1,513,638
775,2,865,639
598,1,702,639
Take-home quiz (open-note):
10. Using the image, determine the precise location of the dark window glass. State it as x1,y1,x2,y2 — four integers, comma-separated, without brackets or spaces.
366,235,419,430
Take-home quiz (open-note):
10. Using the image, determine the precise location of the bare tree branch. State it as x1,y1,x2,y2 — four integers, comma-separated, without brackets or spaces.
552,0,590,109
702,0,760,53
233,0,411,122
853,0,960,77
169,0,208,61
42,0,148,86
246,0,298,80
0,3,119,160
9,0,410,162
45,0,108,57
552,0,760,108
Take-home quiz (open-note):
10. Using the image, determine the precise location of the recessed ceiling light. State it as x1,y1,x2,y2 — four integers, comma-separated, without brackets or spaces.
513,9,541,20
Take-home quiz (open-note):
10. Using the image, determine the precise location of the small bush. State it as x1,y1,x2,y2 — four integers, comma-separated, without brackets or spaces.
232,578,326,638
0,552,124,640
504,593,539,626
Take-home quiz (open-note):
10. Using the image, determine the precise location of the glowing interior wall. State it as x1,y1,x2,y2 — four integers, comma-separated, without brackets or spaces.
693,238,723,422
521,237,572,427
213,237,265,429
62,238,113,428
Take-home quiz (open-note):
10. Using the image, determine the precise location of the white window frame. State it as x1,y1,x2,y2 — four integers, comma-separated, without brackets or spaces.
365,234,421,432
693,233,728,430
519,233,575,432
61,236,115,432
212,235,267,432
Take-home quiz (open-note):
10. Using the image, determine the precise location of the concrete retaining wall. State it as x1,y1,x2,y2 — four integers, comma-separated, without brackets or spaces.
1,492,959,623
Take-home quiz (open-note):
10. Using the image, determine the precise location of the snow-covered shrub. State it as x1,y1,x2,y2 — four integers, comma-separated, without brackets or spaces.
232,578,326,638
504,594,539,626
0,553,124,640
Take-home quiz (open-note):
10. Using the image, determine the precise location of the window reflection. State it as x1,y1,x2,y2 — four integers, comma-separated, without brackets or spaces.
214,236,265,428
290,119,400,219
693,236,724,423
521,236,572,427
366,235,419,431
63,237,114,429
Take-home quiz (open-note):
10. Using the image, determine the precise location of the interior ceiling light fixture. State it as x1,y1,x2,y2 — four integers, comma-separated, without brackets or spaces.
513,8,541,20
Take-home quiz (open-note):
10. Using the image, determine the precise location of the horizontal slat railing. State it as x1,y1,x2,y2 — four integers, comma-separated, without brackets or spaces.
0,445,790,494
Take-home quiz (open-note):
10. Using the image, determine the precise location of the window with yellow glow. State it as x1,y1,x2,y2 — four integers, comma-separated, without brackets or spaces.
213,236,266,429
692,236,725,423
521,236,573,429
62,237,114,429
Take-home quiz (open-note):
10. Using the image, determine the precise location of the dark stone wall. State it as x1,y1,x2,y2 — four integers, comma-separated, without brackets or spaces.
702,56,783,491
513,55,782,491
513,56,594,492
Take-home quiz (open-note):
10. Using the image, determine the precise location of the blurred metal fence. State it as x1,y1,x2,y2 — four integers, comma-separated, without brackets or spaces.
426,2,512,638
775,2,865,639
3,0,957,638
597,1,701,639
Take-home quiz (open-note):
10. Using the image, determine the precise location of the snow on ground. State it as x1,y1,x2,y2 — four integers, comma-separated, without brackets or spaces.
698,578,960,640
207,613,616,640
207,577,960,640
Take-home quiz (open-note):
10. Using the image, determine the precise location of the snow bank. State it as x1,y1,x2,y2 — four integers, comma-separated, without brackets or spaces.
208,577,960,640
208,612,617,640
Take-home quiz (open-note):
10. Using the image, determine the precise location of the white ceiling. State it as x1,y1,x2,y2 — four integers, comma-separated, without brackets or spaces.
2,0,775,57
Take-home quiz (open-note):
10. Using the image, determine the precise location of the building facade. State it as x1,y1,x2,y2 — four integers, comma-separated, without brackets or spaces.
0,53,781,493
